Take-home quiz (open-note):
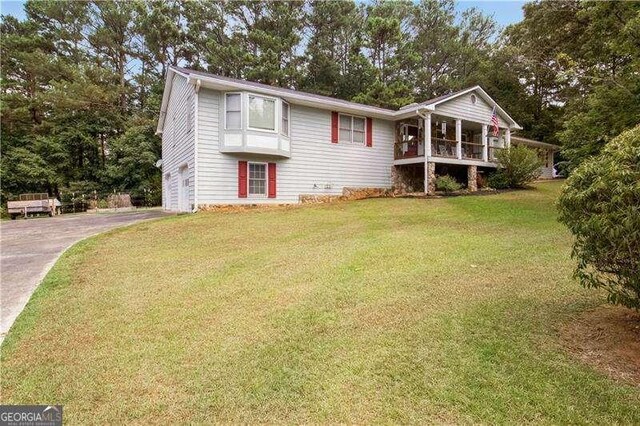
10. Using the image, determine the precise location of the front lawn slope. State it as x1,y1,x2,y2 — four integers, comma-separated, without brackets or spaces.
2,181,639,423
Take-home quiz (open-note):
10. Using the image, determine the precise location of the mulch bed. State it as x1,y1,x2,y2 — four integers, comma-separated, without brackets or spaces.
560,304,640,387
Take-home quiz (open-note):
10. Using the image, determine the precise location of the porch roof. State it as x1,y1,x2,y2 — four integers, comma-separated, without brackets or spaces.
511,136,561,151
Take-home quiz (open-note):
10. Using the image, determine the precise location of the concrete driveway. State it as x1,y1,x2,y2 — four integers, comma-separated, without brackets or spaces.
1,209,168,339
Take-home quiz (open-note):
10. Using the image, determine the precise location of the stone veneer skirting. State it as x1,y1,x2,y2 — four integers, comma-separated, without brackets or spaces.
467,165,478,191
426,162,436,195
300,187,391,204
391,165,424,194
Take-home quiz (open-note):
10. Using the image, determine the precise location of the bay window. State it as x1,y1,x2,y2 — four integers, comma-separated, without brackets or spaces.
281,101,290,136
222,92,291,157
248,95,276,131
339,114,366,144
225,93,241,129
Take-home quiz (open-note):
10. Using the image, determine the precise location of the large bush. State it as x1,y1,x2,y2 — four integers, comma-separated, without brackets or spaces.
486,172,510,189
491,145,543,188
557,126,640,310
435,175,462,192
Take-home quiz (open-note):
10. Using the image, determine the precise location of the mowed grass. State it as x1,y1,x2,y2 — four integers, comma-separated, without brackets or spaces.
2,181,639,423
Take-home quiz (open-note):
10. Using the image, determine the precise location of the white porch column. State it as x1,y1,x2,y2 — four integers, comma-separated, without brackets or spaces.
424,113,431,193
482,124,488,162
505,128,511,148
455,119,462,159
424,113,432,157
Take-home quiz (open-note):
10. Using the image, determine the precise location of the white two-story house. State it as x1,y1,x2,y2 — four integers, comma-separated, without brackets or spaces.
157,66,555,212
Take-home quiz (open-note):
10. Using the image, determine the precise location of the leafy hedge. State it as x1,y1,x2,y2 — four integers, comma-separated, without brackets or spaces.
557,126,640,310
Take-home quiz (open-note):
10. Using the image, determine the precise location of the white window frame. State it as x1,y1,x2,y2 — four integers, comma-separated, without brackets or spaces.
338,113,367,145
247,161,268,198
247,94,278,133
224,92,242,130
281,100,290,137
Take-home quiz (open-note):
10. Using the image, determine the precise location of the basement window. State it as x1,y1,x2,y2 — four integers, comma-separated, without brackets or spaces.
248,162,267,196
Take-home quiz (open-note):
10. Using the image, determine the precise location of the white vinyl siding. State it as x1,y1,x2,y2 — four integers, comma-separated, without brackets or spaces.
161,74,195,211
196,87,394,205
434,92,509,128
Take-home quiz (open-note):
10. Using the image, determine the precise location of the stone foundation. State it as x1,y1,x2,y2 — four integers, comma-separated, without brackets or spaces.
426,162,436,195
342,187,390,200
198,203,291,212
299,194,342,204
391,165,424,194
300,187,391,204
467,165,478,191
198,188,391,209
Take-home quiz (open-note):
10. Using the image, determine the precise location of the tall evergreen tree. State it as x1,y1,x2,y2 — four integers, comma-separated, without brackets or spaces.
301,0,374,100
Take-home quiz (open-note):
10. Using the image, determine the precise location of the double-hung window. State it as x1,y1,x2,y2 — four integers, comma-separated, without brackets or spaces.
248,162,267,196
248,95,276,131
225,93,241,129
339,114,366,144
281,101,290,136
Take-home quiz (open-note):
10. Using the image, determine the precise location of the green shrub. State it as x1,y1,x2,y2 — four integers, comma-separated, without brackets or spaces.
487,171,510,189
435,175,462,192
494,145,543,188
557,126,640,310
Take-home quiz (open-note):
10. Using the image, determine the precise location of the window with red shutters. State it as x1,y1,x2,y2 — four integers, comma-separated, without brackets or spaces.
268,163,276,198
366,117,373,147
238,161,247,198
331,111,339,143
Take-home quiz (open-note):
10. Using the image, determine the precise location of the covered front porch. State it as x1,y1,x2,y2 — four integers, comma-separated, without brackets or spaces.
393,114,511,166
389,86,521,195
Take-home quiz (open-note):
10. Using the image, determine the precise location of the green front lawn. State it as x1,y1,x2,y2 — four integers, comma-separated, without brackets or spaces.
2,181,639,423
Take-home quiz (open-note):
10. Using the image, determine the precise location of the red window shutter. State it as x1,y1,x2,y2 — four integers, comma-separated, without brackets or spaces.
366,117,373,147
331,112,339,143
238,161,247,198
268,163,276,198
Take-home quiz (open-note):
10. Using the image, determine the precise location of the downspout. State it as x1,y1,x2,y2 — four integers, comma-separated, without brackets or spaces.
193,78,201,212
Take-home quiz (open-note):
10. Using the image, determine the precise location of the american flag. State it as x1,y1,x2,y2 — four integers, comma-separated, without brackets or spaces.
490,106,500,137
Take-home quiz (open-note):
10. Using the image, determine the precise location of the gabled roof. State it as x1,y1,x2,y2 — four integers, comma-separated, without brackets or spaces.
157,66,521,134
399,86,521,129
398,87,472,111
